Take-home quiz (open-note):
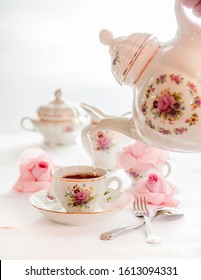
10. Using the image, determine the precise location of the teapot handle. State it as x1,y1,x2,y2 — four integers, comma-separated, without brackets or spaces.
175,0,201,34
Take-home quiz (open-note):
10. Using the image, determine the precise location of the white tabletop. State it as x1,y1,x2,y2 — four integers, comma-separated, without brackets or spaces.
0,132,201,260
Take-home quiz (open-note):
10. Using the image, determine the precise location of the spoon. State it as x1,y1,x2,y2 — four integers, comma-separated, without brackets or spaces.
100,207,184,240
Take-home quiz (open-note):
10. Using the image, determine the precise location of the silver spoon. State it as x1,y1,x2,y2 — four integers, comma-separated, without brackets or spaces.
100,207,184,240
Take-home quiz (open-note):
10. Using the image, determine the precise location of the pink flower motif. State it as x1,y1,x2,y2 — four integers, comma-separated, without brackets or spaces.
116,141,169,173
12,148,57,192
64,126,73,133
170,74,183,84
98,136,111,148
95,132,112,150
131,173,179,207
74,191,89,203
157,93,175,113
187,81,197,93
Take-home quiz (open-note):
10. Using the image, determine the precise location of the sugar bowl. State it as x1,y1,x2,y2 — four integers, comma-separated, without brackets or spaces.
21,89,87,145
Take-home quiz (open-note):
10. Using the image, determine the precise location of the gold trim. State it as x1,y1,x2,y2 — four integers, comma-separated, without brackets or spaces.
30,203,123,215
29,189,123,215
133,46,161,84
35,119,74,123
120,35,150,83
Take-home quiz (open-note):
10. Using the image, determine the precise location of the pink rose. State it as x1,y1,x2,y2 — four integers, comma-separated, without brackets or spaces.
13,148,57,192
74,191,89,203
116,141,169,173
157,94,175,113
131,173,179,207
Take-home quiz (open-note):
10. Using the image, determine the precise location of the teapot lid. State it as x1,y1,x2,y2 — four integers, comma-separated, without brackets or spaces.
37,89,80,121
99,29,161,85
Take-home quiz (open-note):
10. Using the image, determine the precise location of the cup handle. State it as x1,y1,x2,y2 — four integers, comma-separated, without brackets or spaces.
21,117,35,131
104,176,123,201
163,162,171,178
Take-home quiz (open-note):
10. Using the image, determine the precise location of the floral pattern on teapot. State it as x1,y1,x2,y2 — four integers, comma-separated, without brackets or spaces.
113,51,121,66
141,73,201,135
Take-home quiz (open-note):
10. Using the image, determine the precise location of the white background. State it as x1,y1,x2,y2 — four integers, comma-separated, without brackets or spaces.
0,0,198,133
1,1,201,268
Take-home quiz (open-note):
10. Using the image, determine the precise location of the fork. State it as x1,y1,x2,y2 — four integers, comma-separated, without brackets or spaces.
134,197,161,244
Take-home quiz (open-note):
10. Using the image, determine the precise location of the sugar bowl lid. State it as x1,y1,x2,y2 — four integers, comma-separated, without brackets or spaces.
37,89,80,121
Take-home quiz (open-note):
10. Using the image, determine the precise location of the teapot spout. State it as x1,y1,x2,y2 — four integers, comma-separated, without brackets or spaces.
80,103,111,123
89,116,142,142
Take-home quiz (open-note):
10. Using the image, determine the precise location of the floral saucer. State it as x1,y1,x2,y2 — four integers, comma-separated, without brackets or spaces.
29,188,124,226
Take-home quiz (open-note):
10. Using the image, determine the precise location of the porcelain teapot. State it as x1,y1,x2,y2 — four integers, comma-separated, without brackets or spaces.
21,89,87,145
91,0,201,152
81,103,131,170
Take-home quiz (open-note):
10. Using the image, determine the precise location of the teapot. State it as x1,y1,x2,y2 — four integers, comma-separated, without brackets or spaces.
81,103,131,170
21,89,88,145
90,0,201,152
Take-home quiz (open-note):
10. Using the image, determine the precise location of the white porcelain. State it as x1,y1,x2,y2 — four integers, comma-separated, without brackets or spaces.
29,189,123,225
21,89,88,145
21,118,83,145
81,103,131,170
52,165,123,212
92,0,201,152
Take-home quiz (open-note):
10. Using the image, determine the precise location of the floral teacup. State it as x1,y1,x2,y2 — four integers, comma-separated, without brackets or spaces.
52,165,123,212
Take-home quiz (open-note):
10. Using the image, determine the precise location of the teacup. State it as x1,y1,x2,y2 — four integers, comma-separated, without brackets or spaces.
127,162,171,185
52,165,123,212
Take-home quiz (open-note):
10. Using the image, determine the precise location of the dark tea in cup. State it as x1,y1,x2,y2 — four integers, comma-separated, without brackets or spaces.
63,174,100,180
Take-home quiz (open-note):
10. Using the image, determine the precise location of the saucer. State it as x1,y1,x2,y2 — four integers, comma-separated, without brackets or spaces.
29,189,124,225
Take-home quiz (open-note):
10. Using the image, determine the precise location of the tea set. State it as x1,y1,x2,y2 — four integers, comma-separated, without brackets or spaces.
28,0,191,228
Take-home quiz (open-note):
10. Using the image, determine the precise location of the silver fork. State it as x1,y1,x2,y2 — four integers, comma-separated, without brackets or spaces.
134,197,161,244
